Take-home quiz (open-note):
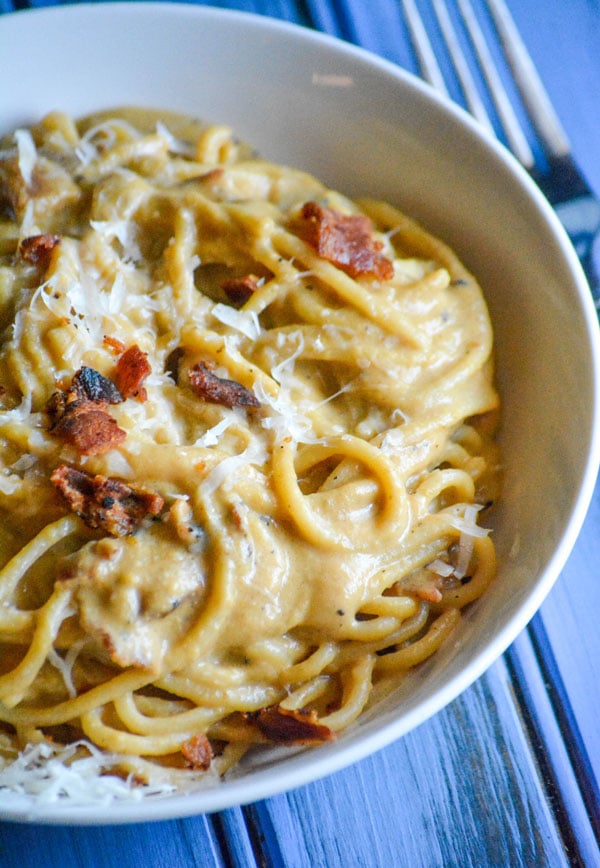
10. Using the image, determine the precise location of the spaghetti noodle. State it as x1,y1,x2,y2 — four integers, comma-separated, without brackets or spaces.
0,109,499,798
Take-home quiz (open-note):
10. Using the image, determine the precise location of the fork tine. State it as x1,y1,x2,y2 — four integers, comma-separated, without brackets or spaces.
402,0,450,98
454,0,534,167
431,0,494,134
486,0,570,158
402,0,534,168
404,0,599,300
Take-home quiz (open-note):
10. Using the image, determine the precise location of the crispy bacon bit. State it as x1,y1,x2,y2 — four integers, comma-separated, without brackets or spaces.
221,273,260,307
115,345,151,402
250,705,336,745
181,734,213,771
189,362,260,409
164,347,185,384
51,464,164,536
19,233,61,268
295,201,394,280
51,405,126,456
103,335,127,355
47,367,125,456
72,366,122,405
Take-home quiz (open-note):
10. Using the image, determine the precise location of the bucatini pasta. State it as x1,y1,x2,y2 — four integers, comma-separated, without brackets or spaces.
0,109,499,800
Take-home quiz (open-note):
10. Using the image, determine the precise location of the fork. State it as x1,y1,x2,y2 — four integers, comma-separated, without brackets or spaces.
401,0,600,302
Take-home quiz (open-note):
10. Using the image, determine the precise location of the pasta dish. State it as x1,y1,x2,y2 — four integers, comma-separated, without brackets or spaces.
0,109,499,799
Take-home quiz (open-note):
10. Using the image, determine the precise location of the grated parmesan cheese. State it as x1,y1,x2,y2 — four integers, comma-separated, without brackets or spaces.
46,639,85,699
155,121,196,157
447,504,490,579
14,129,37,188
427,558,455,578
199,439,266,496
270,333,304,384
89,219,142,263
212,303,261,341
0,741,177,804
18,199,38,240
0,473,20,495
194,412,238,447
447,504,490,539
254,379,318,443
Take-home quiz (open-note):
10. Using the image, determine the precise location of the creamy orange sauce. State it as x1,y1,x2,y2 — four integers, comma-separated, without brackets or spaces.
0,109,499,783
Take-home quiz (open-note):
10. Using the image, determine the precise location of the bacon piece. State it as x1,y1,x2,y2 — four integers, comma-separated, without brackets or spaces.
51,464,164,536
164,347,185,384
181,734,213,771
221,273,260,307
47,366,122,417
71,366,122,405
189,362,260,409
250,705,336,745
115,345,151,402
103,335,127,355
47,367,125,456
19,233,61,268
295,201,394,280
52,405,126,456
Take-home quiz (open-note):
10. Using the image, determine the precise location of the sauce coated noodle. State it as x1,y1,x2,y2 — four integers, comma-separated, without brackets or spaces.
0,109,499,795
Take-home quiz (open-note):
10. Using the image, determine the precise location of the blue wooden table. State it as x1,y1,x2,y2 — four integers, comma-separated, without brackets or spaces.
1,1,600,865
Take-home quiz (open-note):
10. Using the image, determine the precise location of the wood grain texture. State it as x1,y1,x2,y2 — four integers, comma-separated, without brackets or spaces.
536,490,600,790
0,815,225,868
506,632,599,866
246,665,570,867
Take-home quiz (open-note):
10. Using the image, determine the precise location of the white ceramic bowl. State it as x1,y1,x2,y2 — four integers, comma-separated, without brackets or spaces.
1,2,599,825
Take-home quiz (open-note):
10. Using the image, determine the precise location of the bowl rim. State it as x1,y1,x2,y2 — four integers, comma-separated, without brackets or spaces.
1,0,600,825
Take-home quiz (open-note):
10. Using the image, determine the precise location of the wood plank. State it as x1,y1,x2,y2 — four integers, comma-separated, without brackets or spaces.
535,490,600,793
246,663,569,867
506,632,600,866
211,807,259,868
0,814,225,868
